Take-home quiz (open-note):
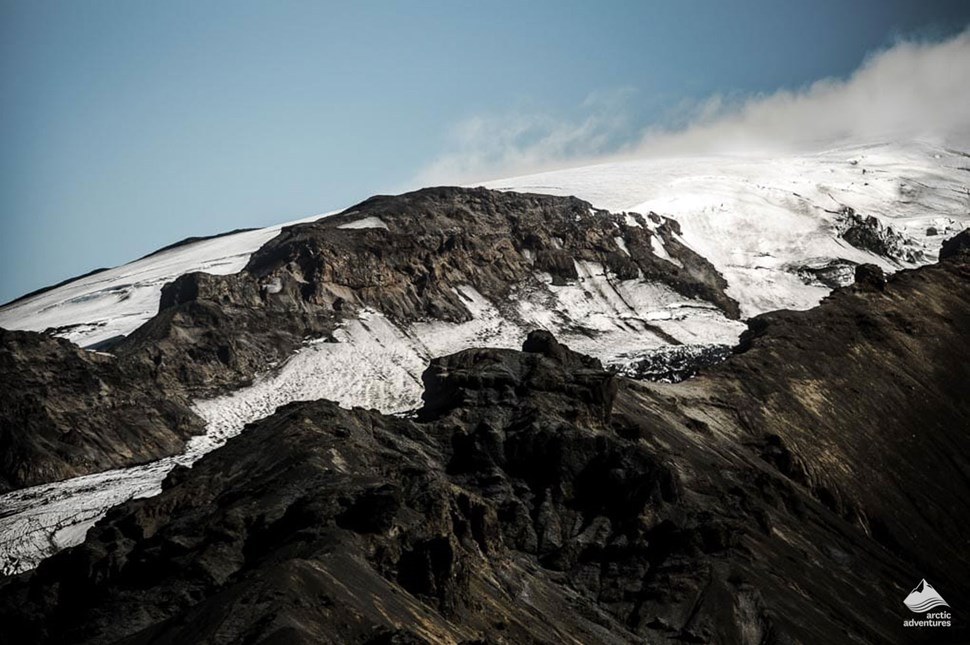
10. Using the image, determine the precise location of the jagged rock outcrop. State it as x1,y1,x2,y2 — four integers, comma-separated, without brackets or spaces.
836,206,925,264
0,329,203,492
940,227,970,259
0,188,739,492
116,187,739,396
2,252,967,644
852,262,886,289
247,188,739,320
786,257,858,288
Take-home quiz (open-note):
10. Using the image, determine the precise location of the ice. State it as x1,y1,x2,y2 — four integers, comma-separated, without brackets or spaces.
650,235,682,267
486,140,970,316
0,310,426,576
614,236,630,256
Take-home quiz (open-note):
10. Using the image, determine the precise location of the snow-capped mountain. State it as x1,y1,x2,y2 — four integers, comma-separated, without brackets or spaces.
2,141,966,349
486,140,970,315
0,140,968,577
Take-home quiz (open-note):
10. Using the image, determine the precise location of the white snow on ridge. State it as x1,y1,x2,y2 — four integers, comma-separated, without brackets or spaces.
0,212,334,348
486,140,970,316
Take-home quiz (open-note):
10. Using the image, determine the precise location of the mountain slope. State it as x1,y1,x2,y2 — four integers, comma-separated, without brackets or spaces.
1,249,967,644
0,141,967,581
1,141,966,349
0,329,203,491
0,188,743,574
0,188,743,491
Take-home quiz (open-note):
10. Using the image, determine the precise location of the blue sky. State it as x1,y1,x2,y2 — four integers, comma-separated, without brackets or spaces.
2,1,969,303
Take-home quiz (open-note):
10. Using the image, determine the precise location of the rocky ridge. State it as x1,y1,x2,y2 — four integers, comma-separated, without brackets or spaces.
836,206,926,264
119,187,739,394
1,188,740,492
0,329,203,492
1,249,967,644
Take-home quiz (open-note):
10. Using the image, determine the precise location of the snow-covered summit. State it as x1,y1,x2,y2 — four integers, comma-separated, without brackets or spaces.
2,140,966,351
485,140,970,316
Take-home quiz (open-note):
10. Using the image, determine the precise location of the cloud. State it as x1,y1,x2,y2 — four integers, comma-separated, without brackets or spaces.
640,30,970,156
418,29,970,184
415,88,641,185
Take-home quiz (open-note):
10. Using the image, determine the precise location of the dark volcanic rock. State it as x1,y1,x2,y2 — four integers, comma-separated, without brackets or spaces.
2,254,968,644
115,187,739,397
853,262,885,289
0,188,738,491
0,329,203,492
714,253,970,613
940,227,970,259
246,188,739,321
837,206,925,264
786,257,858,289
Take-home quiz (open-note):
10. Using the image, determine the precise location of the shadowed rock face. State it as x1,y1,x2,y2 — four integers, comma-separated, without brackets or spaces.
118,187,739,395
940,228,970,260
1,252,967,644
0,329,203,492
2,188,738,491
712,251,970,603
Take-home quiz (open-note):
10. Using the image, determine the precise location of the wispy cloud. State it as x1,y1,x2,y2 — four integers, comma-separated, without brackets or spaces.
639,30,970,156
418,29,970,184
415,88,641,185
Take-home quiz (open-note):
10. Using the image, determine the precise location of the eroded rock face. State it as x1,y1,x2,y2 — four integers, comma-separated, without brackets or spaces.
248,188,739,320
116,187,739,397
0,329,203,492
940,227,970,259
0,188,738,493
715,252,970,606
2,253,968,644
837,206,925,264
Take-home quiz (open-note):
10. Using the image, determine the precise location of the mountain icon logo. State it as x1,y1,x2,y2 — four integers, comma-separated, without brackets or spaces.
903,579,949,613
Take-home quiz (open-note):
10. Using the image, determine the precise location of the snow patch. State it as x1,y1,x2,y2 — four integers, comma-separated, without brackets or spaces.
614,236,630,256
337,216,389,230
650,235,683,267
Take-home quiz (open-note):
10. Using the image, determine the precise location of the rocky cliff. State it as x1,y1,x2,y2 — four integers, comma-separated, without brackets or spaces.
0,329,203,492
1,248,967,644
1,188,739,492
117,186,739,395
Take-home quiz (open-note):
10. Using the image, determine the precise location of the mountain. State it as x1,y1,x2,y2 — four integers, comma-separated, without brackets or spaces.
2,141,966,348
0,187,744,575
0,141,968,642
1,248,968,643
